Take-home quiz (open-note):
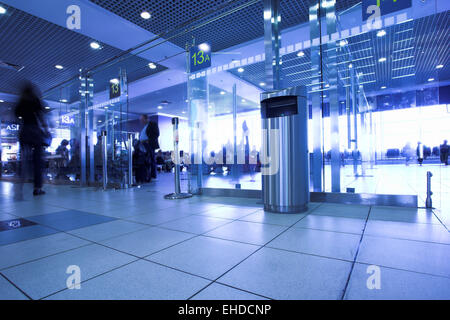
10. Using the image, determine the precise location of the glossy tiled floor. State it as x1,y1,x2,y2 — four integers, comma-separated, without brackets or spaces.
0,175,449,300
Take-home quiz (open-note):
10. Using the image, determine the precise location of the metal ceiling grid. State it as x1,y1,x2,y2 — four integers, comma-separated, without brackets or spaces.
0,3,161,98
90,0,361,51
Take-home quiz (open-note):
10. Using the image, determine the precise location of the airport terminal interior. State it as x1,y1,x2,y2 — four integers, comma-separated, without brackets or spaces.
0,0,449,300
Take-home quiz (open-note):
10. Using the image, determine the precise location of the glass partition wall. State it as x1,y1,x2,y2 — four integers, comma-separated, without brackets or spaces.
10,0,447,209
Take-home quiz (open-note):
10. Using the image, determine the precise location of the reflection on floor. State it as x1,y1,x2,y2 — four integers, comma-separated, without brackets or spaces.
204,164,450,209
0,174,449,300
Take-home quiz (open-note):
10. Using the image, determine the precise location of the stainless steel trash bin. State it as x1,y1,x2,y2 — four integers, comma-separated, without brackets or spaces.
260,86,309,213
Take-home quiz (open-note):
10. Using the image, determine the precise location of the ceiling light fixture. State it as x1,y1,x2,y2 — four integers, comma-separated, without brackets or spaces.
297,51,305,57
436,64,444,69
428,78,434,82
237,67,244,73
60,99,68,103
376,29,386,37
110,78,119,84
198,43,210,52
259,82,266,86
381,86,387,89
157,105,163,109
378,57,387,63
55,65,63,70
0,100,4,103
148,62,157,69
140,11,151,19
0,6,6,14
220,91,226,95
90,42,101,50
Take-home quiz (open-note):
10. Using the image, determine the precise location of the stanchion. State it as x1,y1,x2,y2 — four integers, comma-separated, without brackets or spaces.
164,118,193,200
127,133,133,187
425,171,433,208
101,130,108,190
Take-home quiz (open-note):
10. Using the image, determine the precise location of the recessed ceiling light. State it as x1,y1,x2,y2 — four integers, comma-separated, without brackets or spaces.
378,57,387,63
220,91,226,95
339,40,347,47
436,64,444,69
381,86,387,89
55,65,63,70
182,111,186,114
0,99,4,103
140,11,151,19
157,105,163,109
60,99,68,103
110,78,119,84
428,78,434,82
90,42,101,50
198,43,210,52
241,99,246,103
297,51,305,57
148,62,157,69
348,64,353,69
45,106,50,109
259,82,266,86
376,29,386,37
237,67,244,73
0,6,6,14
98,120,102,123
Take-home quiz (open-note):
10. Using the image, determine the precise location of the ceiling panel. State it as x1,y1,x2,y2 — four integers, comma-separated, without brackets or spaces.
0,2,165,99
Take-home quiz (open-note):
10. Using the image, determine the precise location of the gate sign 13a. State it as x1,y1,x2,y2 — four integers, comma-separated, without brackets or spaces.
190,43,211,73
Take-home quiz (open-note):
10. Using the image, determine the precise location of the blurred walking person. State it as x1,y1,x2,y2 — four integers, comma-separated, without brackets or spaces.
14,81,51,197
416,141,424,166
440,140,449,165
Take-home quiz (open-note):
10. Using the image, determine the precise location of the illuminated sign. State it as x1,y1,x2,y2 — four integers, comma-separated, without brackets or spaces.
6,124,19,131
362,0,412,21
189,43,211,73
109,81,121,99
61,115,75,125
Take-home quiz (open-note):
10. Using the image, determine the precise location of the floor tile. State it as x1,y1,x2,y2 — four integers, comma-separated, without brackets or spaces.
344,263,450,300
68,220,148,242
197,206,260,220
45,260,211,300
357,235,450,277
2,244,136,299
0,275,29,300
191,283,268,300
159,215,231,234
0,224,58,246
364,220,450,244
147,236,259,279
100,227,194,257
293,215,366,234
27,210,115,232
240,210,307,226
369,206,440,224
205,220,287,245
268,228,361,261
0,213,18,221
311,203,370,219
125,210,193,226
0,233,89,270
218,247,352,299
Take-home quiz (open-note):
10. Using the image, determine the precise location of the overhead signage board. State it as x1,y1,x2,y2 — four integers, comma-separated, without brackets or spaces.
109,81,121,100
189,43,211,73
362,0,412,21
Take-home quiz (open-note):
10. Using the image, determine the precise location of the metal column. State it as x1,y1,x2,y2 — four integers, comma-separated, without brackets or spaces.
263,0,282,90
309,0,324,192
324,0,341,192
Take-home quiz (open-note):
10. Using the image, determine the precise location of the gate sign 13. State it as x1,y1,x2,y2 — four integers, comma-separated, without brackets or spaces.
190,43,211,73
110,81,121,99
